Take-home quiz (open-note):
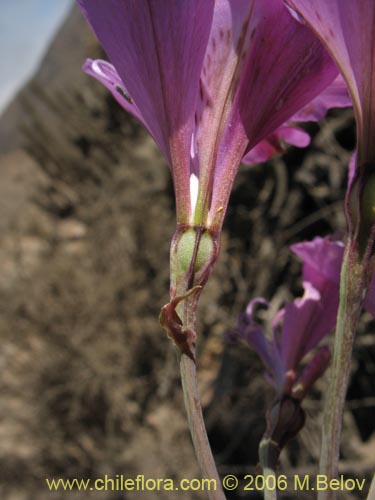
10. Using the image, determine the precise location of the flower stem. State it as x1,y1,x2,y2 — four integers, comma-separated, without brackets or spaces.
259,439,278,500
180,351,226,500
161,226,224,499
263,468,277,500
367,473,375,499
318,244,365,500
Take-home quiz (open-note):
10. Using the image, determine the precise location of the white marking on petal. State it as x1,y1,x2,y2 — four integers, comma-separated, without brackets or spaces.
190,132,196,160
285,4,306,25
92,60,107,79
90,60,133,103
190,173,199,214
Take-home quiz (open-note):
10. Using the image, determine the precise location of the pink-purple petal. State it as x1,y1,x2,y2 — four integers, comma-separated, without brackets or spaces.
292,75,352,123
241,75,351,166
236,0,337,148
77,0,215,223
291,237,344,290
279,283,320,373
278,127,311,148
280,280,338,375
241,139,280,165
239,298,274,374
238,237,347,397
285,0,375,162
292,346,331,400
209,0,338,226
239,234,375,398
193,0,261,215
83,59,147,129
291,236,375,321
242,126,311,165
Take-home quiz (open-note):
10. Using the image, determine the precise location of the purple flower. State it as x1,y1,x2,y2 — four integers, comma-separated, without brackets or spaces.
236,235,375,464
250,236,375,464
243,75,351,165
77,0,346,231
238,236,375,398
284,0,375,249
236,237,341,400
236,238,342,462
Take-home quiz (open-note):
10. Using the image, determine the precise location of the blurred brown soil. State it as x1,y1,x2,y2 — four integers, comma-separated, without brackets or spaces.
0,5,374,500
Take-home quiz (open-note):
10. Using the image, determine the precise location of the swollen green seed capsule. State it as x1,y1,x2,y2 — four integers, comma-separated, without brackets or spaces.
175,228,215,276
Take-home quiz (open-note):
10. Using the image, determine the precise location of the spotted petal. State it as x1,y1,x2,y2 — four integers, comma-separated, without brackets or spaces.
207,0,338,227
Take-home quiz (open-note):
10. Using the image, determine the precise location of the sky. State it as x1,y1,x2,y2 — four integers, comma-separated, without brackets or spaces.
0,0,73,113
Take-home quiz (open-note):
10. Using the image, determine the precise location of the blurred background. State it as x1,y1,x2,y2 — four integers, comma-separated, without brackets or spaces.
0,2,373,499
0,0,72,113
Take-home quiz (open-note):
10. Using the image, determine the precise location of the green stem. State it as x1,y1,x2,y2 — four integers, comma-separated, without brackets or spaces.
179,292,225,500
180,352,226,500
318,245,365,500
167,226,225,500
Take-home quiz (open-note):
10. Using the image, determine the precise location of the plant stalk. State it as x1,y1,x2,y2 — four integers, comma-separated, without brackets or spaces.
180,351,226,500
161,225,225,499
259,439,278,500
367,473,375,500
318,245,365,500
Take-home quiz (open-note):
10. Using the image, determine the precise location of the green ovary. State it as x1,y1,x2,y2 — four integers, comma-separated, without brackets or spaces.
176,228,215,276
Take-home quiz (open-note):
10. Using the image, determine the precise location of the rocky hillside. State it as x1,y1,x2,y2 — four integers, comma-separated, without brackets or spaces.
0,5,96,153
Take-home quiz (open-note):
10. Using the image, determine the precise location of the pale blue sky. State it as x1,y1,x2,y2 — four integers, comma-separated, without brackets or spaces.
0,0,73,113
